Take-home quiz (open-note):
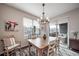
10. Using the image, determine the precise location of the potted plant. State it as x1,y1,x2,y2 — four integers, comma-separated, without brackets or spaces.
73,32,79,39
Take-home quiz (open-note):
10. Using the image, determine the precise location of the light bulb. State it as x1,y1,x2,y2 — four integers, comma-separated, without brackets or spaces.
40,17,42,19
46,17,49,21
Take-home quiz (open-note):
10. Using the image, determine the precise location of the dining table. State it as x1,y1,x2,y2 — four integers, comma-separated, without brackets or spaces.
28,37,57,56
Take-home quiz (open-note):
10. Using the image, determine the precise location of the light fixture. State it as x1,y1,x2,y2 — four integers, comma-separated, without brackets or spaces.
40,3,49,39
40,3,49,23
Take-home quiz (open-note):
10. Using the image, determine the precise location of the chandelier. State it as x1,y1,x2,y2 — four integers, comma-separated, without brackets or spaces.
40,3,49,39
40,3,49,23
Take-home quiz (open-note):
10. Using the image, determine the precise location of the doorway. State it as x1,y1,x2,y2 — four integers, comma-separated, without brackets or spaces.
59,23,68,45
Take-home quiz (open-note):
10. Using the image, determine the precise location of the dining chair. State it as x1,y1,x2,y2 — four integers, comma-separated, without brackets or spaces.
42,46,48,56
48,40,57,56
30,45,37,56
56,37,61,53
0,40,4,55
53,37,62,56
2,35,21,56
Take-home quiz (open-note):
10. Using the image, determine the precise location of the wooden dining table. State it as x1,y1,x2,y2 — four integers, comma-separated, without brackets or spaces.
28,37,57,56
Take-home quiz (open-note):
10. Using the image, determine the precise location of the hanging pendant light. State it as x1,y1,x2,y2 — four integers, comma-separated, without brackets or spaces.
40,3,49,23
40,3,49,40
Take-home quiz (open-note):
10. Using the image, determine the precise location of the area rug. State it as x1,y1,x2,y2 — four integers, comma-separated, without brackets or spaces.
58,44,79,56
15,45,79,56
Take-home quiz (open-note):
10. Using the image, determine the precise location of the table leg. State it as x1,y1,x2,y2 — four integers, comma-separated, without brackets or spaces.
37,49,43,56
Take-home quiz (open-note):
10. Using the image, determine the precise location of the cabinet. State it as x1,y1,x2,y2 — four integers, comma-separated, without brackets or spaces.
69,39,79,51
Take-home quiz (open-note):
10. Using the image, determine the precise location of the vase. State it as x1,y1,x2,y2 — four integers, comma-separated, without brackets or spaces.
43,34,46,40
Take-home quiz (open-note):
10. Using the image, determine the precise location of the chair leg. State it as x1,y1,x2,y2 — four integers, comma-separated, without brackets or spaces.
4,51,6,56
20,48,22,56
6,50,9,56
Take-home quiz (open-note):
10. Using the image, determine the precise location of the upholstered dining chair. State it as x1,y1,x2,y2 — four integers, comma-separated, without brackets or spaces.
2,35,21,56
48,40,57,56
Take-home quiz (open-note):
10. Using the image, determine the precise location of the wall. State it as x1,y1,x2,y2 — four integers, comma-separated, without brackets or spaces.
0,4,38,47
51,8,79,39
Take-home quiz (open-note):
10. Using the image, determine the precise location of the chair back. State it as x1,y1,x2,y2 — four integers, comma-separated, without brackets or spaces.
56,37,61,46
3,35,16,47
55,37,61,55
48,40,57,56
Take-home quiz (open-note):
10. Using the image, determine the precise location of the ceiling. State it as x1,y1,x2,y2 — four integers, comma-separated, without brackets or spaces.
6,3,79,19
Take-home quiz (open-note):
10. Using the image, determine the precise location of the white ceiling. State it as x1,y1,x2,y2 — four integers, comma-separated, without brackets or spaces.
6,3,79,19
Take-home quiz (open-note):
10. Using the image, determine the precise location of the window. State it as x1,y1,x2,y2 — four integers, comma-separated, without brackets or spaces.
23,17,33,39
23,17,40,39
50,23,56,33
33,20,40,37
49,23,58,37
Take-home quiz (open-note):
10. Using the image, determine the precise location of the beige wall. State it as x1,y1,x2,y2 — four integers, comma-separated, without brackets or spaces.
0,4,38,47
51,8,79,39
